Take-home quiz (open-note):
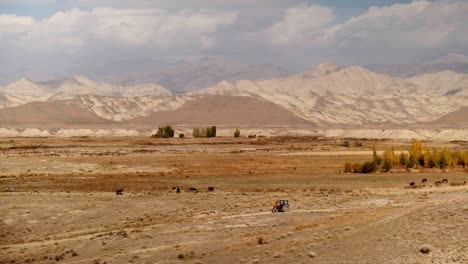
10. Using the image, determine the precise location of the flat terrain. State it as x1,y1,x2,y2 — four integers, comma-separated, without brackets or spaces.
0,136,467,264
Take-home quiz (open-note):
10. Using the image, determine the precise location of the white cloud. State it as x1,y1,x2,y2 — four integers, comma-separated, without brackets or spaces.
261,0,468,64
1,0,468,76
0,14,34,36
328,0,468,51
265,4,334,46
0,7,237,51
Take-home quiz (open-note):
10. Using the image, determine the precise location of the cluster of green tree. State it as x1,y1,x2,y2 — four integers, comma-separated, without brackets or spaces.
344,140,468,173
192,126,217,137
234,129,240,138
151,126,175,138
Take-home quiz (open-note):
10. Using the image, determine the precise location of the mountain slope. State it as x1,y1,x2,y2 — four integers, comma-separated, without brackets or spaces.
0,101,110,125
407,71,468,96
1,76,172,103
191,64,462,125
427,107,468,126
127,96,312,126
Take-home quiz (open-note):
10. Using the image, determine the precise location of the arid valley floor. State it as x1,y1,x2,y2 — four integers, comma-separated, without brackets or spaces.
0,136,467,264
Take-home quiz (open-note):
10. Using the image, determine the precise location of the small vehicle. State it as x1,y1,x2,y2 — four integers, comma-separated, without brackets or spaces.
272,199,289,213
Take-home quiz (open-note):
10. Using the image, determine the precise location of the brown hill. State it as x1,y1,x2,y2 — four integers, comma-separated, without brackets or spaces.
0,101,110,125
128,96,313,126
428,107,468,125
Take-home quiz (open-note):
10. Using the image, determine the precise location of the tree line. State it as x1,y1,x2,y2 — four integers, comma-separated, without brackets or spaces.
344,140,468,173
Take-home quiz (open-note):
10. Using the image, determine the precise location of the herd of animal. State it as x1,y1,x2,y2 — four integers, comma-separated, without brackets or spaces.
115,186,215,195
409,178,466,187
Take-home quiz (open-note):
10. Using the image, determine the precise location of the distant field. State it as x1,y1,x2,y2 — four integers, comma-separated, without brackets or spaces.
1,136,467,263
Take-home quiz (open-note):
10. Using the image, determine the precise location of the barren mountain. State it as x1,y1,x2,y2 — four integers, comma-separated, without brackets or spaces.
407,71,468,96
0,91,26,109
2,79,53,101
1,65,467,128
373,53,468,77
427,107,468,126
0,101,110,126
95,57,290,93
128,95,313,126
61,94,186,121
192,64,468,125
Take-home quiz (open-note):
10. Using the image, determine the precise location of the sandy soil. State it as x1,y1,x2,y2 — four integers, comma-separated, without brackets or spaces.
0,136,467,264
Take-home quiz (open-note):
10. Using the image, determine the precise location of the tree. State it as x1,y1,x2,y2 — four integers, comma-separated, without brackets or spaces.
152,125,174,138
192,128,200,137
208,126,217,137
382,159,393,172
234,129,240,138
427,148,440,168
409,140,426,168
399,152,409,166
372,148,382,165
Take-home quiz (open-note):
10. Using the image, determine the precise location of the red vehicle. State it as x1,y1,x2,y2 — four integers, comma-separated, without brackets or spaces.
272,199,289,213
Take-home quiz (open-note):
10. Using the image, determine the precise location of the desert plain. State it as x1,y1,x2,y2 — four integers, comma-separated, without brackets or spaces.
0,136,467,264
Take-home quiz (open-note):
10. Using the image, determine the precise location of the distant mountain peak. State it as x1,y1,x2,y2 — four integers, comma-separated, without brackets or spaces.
430,53,468,65
303,63,342,78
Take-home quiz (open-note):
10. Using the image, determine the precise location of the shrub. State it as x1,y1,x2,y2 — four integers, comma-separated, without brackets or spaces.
361,161,377,173
342,140,350,147
344,162,352,173
179,133,185,138
352,163,362,173
354,141,363,147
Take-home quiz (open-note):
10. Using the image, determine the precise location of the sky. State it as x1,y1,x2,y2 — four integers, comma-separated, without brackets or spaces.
0,0,467,79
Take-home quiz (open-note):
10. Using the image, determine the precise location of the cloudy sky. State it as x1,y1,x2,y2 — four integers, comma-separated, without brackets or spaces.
0,0,467,79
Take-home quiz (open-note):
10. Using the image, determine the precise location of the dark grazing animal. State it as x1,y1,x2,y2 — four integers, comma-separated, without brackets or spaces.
208,187,215,192
421,178,427,183
442,179,448,184
189,188,198,192
116,189,124,195
409,182,415,187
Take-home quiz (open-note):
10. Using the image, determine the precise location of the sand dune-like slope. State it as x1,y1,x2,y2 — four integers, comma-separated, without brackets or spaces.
428,107,468,125
128,95,313,126
0,101,110,125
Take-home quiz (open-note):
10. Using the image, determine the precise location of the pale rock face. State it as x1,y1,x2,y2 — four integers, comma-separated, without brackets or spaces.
192,65,468,125
0,66,467,126
407,71,468,96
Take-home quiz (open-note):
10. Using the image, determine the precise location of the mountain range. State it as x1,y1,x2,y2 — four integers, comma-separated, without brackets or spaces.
371,53,468,78
0,57,289,93
0,64,467,128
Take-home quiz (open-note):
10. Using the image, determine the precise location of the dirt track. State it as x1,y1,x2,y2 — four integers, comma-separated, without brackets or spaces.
0,137,467,264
